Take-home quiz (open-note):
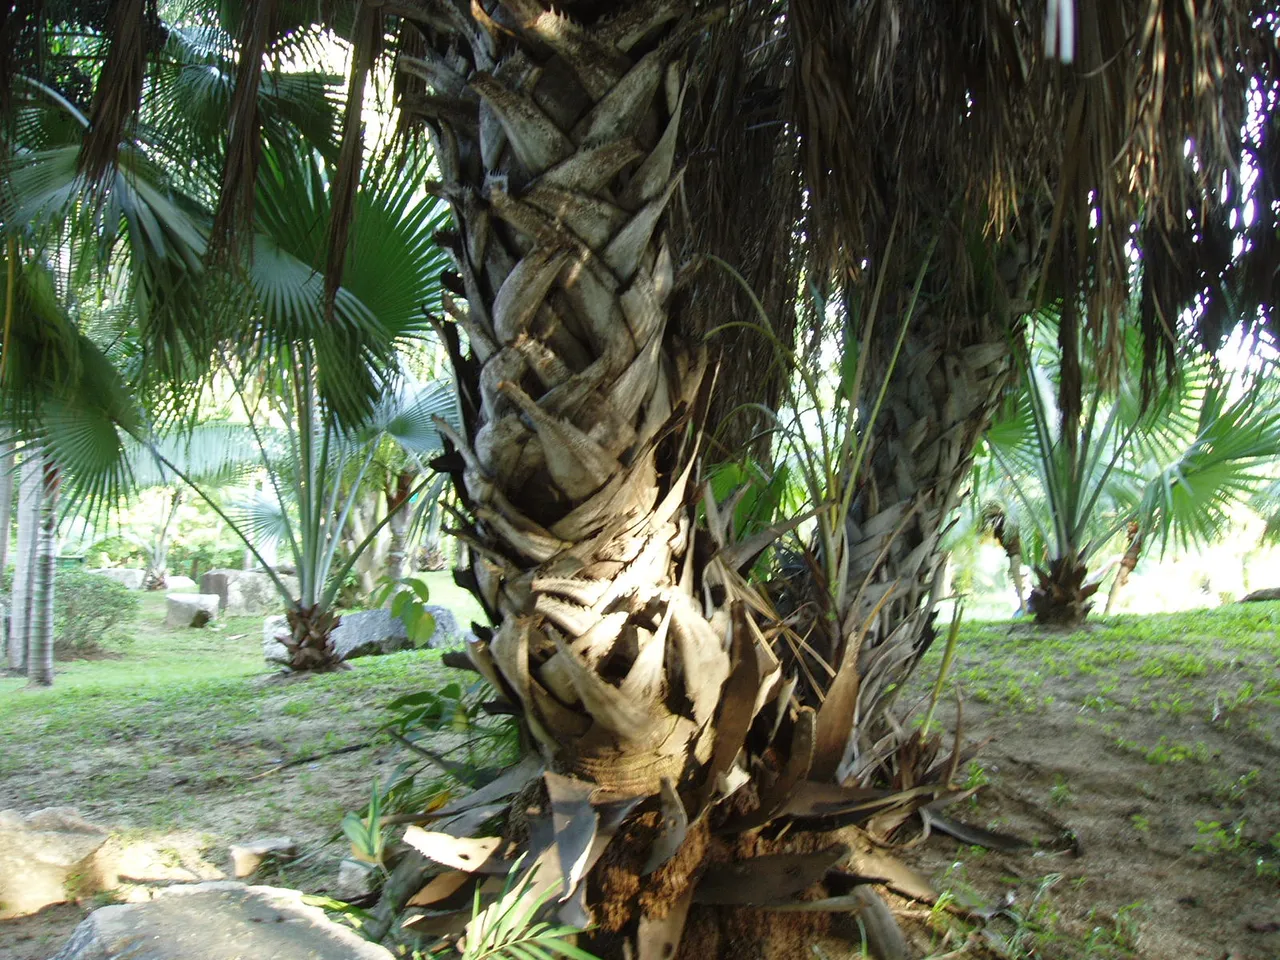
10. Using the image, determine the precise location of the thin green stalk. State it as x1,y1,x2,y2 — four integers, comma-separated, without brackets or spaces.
322,475,432,611
921,603,964,737
144,445,297,606
222,353,304,577
317,438,379,598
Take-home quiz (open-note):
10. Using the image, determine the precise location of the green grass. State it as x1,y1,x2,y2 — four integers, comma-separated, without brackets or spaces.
0,571,483,839
0,571,483,710
922,601,1280,722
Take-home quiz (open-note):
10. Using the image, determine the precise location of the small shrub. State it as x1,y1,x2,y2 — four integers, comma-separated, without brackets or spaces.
53,570,141,658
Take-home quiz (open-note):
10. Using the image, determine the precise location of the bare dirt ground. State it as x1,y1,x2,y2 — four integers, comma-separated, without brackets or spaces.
2,602,1278,959
890,606,1280,959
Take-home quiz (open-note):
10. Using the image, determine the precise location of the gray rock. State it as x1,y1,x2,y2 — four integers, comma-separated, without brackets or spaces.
333,859,378,901
263,609,423,665
1241,587,1280,602
0,807,109,919
228,836,298,879
201,569,299,616
165,593,220,628
86,568,145,590
164,575,198,590
423,605,471,648
48,881,393,960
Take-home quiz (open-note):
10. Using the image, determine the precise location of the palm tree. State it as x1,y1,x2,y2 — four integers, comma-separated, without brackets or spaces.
6,446,40,672
7,2,1277,954
25,451,57,686
216,374,455,670
982,320,1280,626
3,6,453,669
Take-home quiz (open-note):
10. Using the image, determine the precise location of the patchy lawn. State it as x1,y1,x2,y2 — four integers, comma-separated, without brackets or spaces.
0,576,482,960
896,602,1280,959
2,590,1278,960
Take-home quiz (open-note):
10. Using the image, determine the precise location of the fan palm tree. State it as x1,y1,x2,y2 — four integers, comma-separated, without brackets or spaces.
982,319,1280,626
217,375,456,670
6,1,1277,955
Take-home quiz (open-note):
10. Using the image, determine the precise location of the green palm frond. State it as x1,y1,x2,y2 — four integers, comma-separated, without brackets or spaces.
982,310,1280,575
126,421,266,489
229,487,293,548
1139,377,1280,554
459,856,599,960
371,378,458,454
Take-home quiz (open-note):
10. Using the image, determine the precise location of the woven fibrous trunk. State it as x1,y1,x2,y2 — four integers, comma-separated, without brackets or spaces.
283,605,343,671
1029,553,1099,627
403,2,748,799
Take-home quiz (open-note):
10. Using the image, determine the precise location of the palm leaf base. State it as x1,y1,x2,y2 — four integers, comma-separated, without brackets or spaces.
1027,555,1100,627
281,605,344,672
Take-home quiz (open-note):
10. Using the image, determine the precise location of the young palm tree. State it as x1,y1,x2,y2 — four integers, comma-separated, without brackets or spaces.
983,321,1280,626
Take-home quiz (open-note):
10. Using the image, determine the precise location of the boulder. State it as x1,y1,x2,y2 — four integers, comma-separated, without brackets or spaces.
86,568,145,590
165,575,198,590
165,593,220,628
0,806,109,919
201,569,299,616
1241,587,1280,603
423,604,472,649
48,881,394,960
263,609,423,665
228,836,297,879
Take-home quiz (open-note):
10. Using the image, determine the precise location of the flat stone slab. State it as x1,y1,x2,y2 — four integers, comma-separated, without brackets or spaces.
49,882,393,960
201,569,299,615
0,807,109,919
166,593,220,628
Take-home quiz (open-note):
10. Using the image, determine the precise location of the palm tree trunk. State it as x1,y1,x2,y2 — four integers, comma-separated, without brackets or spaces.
385,473,414,582
402,8,811,950
26,456,58,686
1104,523,1143,616
8,450,41,672
1029,553,1099,627
145,488,182,590
415,1,724,790
837,327,1011,778
0,438,14,576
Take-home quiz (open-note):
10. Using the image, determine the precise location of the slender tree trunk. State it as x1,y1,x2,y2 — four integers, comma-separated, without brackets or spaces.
26,457,58,686
1104,523,1143,615
8,451,41,672
1009,550,1027,612
145,489,182,590
386,509,411,582
0,438,14,576
838,328,1011,779
385,473,414,582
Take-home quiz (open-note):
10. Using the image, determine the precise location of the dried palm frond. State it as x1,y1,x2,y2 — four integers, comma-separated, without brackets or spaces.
77,0,157,184
324,0,380,317
782,0,1276,393
676,2,802,460
208,0,280,258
